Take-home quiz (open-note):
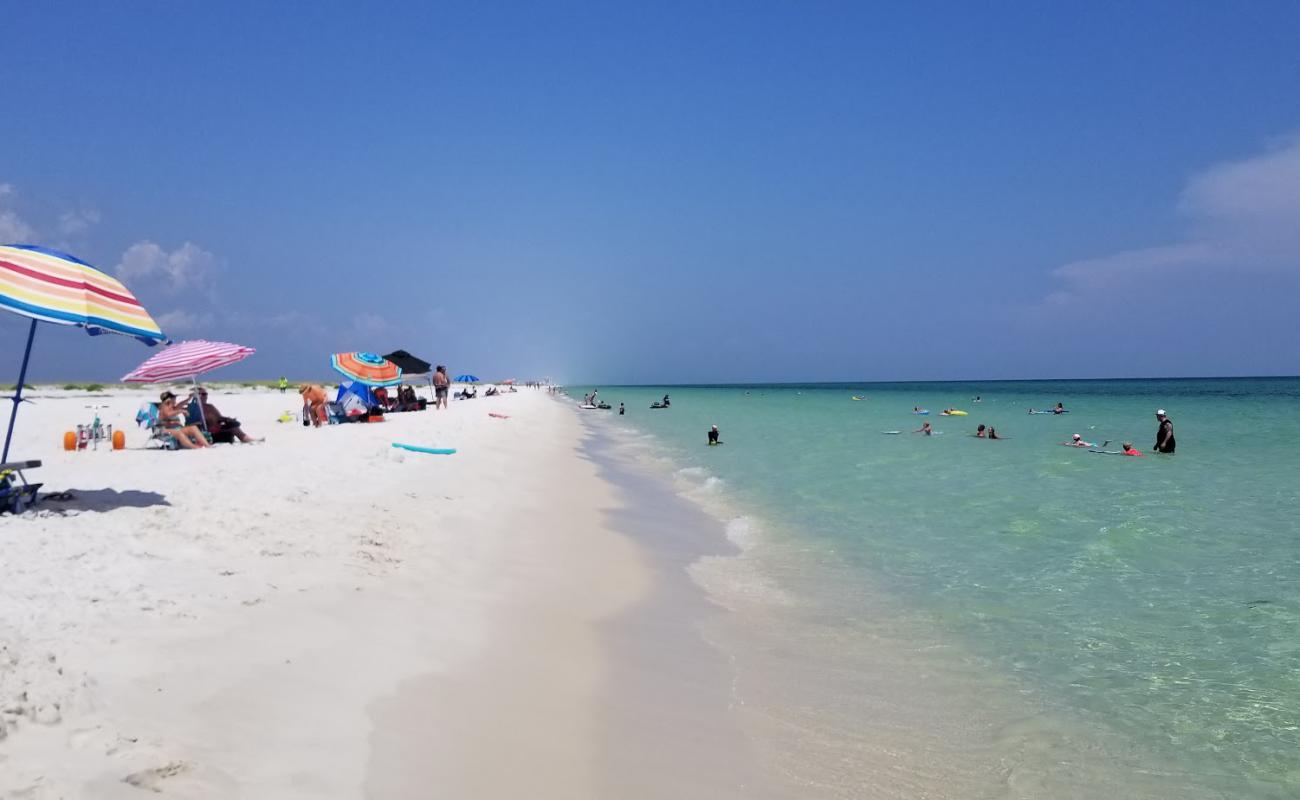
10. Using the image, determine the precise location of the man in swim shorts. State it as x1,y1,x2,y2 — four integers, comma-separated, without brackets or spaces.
1154,409,1176,454
433,365,449,410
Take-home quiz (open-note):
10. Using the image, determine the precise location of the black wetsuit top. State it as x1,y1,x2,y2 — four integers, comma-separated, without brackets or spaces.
1155,418,1176,453
708,429,719,444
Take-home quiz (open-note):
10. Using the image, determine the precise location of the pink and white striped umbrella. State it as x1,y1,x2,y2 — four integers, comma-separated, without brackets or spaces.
121,339,255,383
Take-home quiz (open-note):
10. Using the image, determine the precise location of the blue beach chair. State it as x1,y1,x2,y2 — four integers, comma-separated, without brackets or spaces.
136,402,179,450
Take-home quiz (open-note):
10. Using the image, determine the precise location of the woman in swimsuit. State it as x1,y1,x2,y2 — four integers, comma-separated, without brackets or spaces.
159,391,208,449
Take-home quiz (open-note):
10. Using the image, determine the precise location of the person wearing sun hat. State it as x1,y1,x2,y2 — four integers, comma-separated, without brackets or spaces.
298,383,329,427
1154,409,1176,454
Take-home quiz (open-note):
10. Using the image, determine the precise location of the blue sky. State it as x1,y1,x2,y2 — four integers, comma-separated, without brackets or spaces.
2,2,1298,383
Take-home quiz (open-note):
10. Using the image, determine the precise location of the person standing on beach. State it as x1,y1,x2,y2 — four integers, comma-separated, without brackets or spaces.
299,384,328,426
1154,409,1176,453
433,365,450,410
278,376,288,394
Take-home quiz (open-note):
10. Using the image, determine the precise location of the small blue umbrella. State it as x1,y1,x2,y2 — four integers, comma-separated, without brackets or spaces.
454,374,479,383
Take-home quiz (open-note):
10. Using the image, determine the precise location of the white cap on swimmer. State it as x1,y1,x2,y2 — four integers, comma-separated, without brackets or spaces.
1156,408,1166,415
1073,433,1081,439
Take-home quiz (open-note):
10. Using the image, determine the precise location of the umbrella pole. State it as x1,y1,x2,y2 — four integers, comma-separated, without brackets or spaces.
191,375,210,434
2,319,38,463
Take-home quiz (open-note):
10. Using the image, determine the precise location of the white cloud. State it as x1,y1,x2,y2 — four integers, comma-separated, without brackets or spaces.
155,309,214,333
56,209,100,239
1048,135,1300,304
116,241,216,292
0,183,37,243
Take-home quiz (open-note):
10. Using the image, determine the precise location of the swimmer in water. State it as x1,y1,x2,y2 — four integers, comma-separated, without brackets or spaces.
1063,433,1091,447
914,422,932,436
708,425,721,445
975,424,986,438
1054,402,1066,415
1122,442,1144,457
619,403,625,415
988,427,1002,439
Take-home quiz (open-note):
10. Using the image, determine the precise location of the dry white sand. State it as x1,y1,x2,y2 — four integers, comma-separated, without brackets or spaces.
0,385,674,797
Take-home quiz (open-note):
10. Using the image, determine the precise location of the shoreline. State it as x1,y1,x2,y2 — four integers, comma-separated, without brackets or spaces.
581,423,790,799
1,384,1267,797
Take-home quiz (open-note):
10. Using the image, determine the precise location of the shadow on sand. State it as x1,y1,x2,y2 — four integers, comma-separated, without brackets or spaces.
43,488,171,512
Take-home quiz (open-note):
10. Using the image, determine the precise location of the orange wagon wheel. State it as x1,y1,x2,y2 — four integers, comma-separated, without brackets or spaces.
112,430,126,450
63,431,77,451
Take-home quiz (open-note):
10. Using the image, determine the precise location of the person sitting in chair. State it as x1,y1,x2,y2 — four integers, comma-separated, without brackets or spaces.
159,391,209,449
197,388,260,444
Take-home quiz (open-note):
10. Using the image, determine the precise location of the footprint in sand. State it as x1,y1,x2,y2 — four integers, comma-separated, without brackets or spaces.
122,760,191,792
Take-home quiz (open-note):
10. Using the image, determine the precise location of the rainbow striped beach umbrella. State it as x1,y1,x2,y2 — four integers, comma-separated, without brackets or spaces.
1,244,167,461
122,340,255,384
331,352,402,387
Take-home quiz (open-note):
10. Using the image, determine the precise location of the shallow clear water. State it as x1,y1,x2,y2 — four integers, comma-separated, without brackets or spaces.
574,379,1300,796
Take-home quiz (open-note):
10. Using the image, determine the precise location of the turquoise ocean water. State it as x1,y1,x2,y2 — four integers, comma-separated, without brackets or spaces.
573,379,1300,798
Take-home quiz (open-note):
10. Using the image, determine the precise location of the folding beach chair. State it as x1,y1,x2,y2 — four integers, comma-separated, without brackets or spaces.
136,402,179,450
0,460,42,514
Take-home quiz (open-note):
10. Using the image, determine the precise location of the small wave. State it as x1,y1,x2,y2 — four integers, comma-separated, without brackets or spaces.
689,554,794,609
670,465,724,493
724,516,759,550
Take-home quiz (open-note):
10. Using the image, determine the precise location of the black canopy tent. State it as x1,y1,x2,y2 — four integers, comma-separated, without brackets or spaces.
382,350,435,403
382,350,432,375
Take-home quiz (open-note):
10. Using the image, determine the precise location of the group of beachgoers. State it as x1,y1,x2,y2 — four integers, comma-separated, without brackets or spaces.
153,364,526,446
297,364,513,428
1055,408,1176,456
155,387,261,449
917,403,1177,456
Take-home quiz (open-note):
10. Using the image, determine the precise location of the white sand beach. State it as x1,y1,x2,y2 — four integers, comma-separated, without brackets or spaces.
0,386,761,798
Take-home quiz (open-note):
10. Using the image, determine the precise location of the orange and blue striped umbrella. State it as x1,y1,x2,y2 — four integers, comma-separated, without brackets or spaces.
2,244,166,462
0,244,166,343
331,352,402,387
